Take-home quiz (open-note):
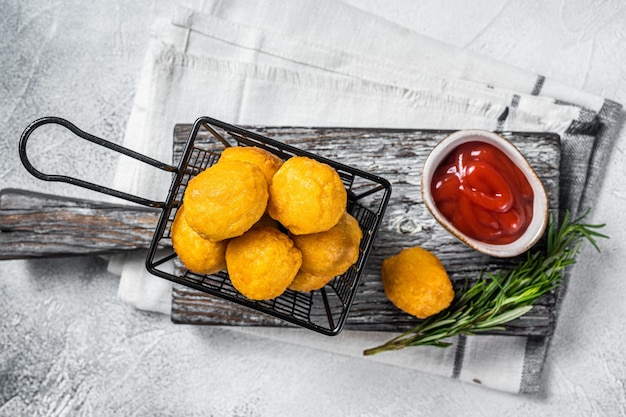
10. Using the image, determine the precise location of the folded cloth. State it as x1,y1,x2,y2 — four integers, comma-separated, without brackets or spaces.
108,0,622,394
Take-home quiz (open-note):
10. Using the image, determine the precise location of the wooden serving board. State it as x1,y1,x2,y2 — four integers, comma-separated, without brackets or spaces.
0,188,159,259
171,125,561,336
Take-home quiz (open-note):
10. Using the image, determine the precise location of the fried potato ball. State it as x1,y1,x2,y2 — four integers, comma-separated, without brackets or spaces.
268,156,347,235
288,269,334,292
171,205,227,275
226,226,302,300
219,146,283,184
291,212,362,278
381,247,454,319
183,160,268,242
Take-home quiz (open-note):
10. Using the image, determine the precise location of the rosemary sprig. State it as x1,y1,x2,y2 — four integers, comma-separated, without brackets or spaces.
363,211,607,356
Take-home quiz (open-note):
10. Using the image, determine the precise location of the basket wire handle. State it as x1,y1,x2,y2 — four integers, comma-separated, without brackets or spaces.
19,117,177,209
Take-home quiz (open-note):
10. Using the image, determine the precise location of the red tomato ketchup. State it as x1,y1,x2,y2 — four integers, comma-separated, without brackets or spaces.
431,140,534,245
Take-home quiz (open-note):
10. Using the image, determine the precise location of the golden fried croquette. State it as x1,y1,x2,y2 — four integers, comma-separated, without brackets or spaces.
219,146,283,184
381,247,454,319
268,156,347,235
183,160,268,242
291,212,362,278
171,205,227,275
226,226,302,300
288,269,334,292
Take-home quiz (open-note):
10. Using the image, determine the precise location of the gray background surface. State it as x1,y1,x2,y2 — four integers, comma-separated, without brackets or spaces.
1,0,625,415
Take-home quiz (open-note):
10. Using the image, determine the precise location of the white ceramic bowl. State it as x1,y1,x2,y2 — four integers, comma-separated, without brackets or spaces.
421,129,549,258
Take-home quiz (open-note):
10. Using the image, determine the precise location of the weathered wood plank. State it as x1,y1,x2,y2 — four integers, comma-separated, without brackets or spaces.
0,188,160,259
171,125,561,336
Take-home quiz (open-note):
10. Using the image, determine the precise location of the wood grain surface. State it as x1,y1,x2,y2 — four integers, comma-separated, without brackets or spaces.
0,188,159,259
171,125,562,336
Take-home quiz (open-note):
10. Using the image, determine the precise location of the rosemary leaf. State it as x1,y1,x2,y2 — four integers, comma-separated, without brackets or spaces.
363,211,607,356
473,305,533,329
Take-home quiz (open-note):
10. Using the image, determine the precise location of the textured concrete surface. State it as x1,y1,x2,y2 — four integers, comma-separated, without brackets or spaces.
1,0,625,416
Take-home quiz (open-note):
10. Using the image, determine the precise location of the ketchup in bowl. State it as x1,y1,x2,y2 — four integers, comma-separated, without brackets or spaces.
430,140,534,245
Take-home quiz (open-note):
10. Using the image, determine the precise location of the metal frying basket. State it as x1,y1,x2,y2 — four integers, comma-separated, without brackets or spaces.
19,116,392,335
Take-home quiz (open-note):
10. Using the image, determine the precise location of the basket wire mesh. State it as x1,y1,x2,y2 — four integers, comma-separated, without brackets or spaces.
146,117,391,335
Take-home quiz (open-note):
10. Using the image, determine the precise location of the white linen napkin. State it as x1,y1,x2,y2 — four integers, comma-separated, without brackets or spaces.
108,0,622,394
